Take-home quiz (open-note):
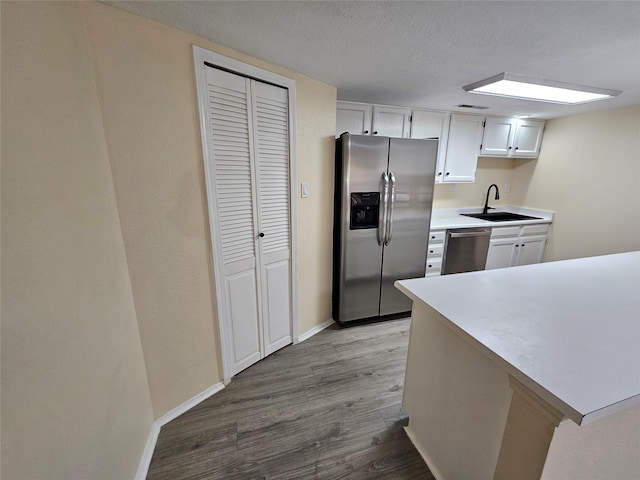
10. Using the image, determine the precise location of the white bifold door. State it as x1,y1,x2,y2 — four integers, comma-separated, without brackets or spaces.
204,66,292,376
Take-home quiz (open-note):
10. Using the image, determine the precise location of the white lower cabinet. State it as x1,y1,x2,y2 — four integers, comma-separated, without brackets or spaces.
486,224,549,269
425,229,445,276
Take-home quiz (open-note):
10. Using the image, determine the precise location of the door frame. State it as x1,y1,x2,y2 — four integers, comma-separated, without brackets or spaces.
193,46,299,383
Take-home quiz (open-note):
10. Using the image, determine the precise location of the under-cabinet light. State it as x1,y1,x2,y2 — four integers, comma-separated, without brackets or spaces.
463,73,621,105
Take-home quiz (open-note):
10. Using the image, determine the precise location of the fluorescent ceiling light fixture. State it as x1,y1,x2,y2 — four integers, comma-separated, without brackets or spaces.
463,73,621,105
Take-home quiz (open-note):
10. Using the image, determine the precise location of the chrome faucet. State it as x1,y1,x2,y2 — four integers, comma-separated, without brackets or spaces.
482,184,500,214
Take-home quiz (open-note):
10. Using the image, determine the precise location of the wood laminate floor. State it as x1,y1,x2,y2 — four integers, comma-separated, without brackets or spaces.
147,318,435,480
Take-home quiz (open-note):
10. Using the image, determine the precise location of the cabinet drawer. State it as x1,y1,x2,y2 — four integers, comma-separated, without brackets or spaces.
427,244,444,259
425,259,442,276
521,223,550,236
428,230,445,244
491,226,521,238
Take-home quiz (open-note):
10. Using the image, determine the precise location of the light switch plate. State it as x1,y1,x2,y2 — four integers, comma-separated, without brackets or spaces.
301,182,309,198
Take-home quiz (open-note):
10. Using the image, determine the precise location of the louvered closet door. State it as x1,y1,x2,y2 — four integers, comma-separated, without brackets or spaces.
205,67,262,375
251,81,292,356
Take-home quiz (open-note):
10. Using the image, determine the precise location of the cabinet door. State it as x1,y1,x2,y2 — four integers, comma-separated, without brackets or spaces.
515,235,547,266
480,117,515,157
485,236,518,269
442,114,484,183
512,119,544,157
411,110,450,182
336,101,372,137
372,105,410,138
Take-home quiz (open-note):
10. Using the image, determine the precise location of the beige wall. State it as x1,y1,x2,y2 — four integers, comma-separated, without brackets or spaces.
432,157,517,209
2,0,336,476
510,105,640,261
1,2,154,479
81,2,337,416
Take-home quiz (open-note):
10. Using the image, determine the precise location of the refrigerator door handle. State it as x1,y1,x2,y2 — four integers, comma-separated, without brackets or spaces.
385,172,396,246
378,172,389,246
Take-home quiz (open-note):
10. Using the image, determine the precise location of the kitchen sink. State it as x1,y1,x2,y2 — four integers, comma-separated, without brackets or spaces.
460,212,543,222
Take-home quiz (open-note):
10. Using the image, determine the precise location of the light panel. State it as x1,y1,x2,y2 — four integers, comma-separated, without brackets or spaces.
463,73,621,105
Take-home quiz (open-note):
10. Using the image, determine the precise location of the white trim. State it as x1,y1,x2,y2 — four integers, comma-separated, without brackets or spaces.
297,318,334,343
404,426,447,480
136,382,225,480
287,82,299,345
135,423,160,480
193,47,234,383
155,382,226,426
193,46,299,384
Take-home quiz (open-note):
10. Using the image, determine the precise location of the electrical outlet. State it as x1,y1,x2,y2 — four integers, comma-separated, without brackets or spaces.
301,182,309,198
449,184,457,195
504,183,511,193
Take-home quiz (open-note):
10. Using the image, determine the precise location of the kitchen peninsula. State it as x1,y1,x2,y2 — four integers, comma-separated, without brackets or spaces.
396,252,640,480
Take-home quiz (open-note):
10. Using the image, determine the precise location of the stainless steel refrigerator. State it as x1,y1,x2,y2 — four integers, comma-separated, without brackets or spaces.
332,133,437,325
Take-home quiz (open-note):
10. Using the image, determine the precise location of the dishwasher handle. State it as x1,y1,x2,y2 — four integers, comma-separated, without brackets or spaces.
448,228,491,238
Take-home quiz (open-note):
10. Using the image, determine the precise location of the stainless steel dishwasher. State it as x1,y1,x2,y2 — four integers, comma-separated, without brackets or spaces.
442,228,491,275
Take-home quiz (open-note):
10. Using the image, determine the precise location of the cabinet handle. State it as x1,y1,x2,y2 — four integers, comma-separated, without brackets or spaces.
428,264,432,268
259,232,265,238
515,244,519,247
445,172,450,176
508,146,512,150
431,235,435,239
514,147,519,150
430,250,434,254
373,131,378,135
364,130,369,134
437,172,442,176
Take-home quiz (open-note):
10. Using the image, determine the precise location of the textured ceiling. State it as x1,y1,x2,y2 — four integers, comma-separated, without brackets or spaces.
108,1,640,119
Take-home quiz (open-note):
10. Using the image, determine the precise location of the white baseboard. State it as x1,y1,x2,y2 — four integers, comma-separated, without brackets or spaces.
297,318,334,343
155,382,225,426
404,426,446,480
135,423,160,480
136,381,225,480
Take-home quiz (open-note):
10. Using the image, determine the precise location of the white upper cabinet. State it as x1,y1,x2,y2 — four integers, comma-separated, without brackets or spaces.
336,101,372,136
480,117,545,158
480,117,515,156
410,109,450,182
441,114,484,183
512,119,545,157
410,110,450,140
336,102,546,183
372,105,411,138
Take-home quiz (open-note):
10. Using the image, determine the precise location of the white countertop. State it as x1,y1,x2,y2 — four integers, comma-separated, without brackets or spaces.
396,252,640,425
430,206,554,230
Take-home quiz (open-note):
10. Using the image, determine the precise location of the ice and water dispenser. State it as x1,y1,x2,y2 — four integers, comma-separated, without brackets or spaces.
350,192,380,230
